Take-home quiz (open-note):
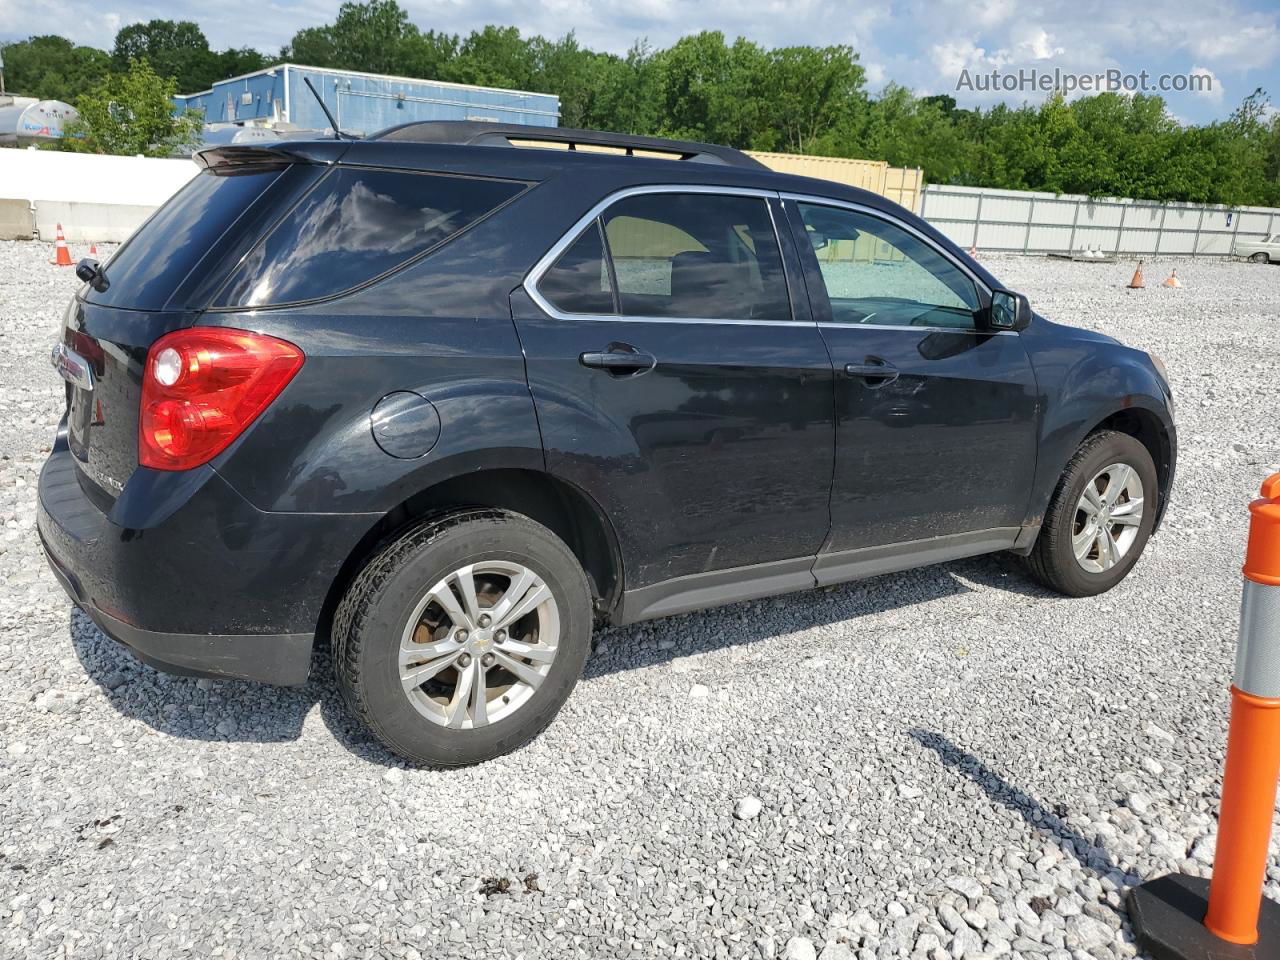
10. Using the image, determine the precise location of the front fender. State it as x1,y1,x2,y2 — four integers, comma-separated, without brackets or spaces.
1021,320,1176,531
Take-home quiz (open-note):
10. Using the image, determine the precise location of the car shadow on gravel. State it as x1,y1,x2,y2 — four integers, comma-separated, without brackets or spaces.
67,608,404,766
911,727,1128,881
66,552,1055,768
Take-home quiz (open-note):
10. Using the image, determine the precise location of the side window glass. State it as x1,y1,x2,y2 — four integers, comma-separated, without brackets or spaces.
600,194,791,321
538,220,616,314
217,168,525,307
796,203,979,330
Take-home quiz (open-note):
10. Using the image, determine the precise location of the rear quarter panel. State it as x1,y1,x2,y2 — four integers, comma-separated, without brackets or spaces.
205,200,552,514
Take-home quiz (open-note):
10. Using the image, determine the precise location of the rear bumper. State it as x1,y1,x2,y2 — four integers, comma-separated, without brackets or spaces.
38,435,375,685
41,540,312,683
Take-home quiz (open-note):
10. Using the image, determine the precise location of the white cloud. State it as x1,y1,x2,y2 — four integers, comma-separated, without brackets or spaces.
1189,65,1224,103
1189,23,1280,71
1012,26,1063,61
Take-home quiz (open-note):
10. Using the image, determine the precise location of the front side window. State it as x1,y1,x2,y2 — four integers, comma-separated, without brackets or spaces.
598,193,791,321
796,203,980,330
216,168,525,307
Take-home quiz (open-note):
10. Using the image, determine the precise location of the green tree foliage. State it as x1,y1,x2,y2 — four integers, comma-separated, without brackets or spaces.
0,36,110,102
59,58,202,157
111,19,267,93
6,0,1280,204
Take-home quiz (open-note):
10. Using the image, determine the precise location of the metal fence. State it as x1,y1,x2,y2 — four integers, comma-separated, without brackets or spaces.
920,184,1279,257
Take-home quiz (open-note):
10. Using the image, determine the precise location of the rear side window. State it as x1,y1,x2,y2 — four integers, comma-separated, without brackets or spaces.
538,221,616,314
86,167,284,311
601,194,791,321
216,168,525,308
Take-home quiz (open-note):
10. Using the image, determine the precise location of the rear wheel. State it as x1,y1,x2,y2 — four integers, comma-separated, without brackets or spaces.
1250,252,1270,263
1023,430,1158,597
333,509,592,766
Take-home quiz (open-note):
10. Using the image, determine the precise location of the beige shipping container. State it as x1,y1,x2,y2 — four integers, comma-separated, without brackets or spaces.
746,151,924,215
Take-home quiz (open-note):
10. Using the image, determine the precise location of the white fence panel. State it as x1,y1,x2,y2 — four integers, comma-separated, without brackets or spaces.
921,183,1280,257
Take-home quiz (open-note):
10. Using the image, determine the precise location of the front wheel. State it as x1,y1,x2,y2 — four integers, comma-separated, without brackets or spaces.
1023,430,1158,597
333,509,593,766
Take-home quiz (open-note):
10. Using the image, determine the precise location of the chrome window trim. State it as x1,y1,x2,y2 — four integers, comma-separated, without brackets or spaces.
523,184,803,326
818,322,1017,337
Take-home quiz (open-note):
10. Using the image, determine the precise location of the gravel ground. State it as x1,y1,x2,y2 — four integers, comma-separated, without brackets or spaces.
2,239,1278,960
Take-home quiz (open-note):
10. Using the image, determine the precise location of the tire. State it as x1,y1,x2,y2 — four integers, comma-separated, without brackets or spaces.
1251,252,1270,263
1023,430,1159,597
333,508,592,766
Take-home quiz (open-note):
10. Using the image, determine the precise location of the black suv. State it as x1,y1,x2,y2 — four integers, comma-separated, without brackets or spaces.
39,123,1176,765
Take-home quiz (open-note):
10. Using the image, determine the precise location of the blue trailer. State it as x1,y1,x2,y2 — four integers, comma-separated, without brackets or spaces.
174,63,560,136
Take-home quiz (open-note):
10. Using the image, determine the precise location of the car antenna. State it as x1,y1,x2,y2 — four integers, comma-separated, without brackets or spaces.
302,76,354,140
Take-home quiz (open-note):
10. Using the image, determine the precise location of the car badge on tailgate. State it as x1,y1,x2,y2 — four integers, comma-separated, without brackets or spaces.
51,342,94,391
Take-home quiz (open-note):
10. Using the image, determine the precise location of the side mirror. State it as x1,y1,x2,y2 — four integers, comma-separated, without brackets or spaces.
989,289,1031,331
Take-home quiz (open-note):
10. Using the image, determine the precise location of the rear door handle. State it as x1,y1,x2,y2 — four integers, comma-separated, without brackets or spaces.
845,358,899,386
579,348,656,374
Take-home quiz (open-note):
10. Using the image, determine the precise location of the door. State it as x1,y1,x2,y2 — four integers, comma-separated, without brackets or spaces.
512,187,836,613
783,198,1039,581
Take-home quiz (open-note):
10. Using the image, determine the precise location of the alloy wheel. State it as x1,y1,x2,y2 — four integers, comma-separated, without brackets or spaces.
1071,462,1145,574
398,561,560,729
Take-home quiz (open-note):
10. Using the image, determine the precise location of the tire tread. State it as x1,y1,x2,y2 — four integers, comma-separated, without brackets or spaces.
332,508,587,767
1023,429,1153,597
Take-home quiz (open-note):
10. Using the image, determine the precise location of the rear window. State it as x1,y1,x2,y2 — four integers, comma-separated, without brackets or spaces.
214,168,526,308
87,167,284,311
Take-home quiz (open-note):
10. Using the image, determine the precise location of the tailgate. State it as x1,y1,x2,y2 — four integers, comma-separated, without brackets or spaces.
57,299,192,503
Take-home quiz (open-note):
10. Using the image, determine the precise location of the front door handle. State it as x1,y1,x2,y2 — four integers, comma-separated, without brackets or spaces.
579,347,657,374
845,357,899,386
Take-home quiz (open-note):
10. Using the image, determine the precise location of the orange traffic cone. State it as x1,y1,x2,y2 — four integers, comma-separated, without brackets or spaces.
49,224,73,267
1163,269,1182,288
1127,261,1145,289
1128,473,1280,957
89,243,98,257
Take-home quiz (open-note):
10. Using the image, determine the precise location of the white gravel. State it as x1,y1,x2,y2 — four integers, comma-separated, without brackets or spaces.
2,239,1279,959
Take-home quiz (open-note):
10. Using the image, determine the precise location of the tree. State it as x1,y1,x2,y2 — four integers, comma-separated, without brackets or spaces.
0,35,110,101
759,45,865,152
112,20,215,93
282,0,419,75
60,58,202,157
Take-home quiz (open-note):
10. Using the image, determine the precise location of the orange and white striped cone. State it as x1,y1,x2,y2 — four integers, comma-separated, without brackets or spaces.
49,224,74,267
1163,269,1183,289
1129,472,1280,959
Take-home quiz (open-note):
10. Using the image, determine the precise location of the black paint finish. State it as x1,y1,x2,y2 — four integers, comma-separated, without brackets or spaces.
37,132,1177,684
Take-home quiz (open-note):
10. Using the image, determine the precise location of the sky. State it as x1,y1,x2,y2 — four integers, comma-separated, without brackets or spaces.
1,0,1278,124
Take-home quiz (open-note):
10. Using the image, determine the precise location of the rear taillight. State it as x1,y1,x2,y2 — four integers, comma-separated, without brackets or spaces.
139,327,304,471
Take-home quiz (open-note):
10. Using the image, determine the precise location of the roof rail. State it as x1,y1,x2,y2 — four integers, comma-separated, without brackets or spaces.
369,121,767,169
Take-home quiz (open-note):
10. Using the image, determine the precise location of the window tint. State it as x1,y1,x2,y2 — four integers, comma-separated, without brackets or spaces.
538,220,615,314
600,194,791,321
796,203,980,330
217,168,524,307
86,167,284,311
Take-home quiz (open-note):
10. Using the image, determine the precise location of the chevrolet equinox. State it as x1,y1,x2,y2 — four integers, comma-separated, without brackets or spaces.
39,123,1177,765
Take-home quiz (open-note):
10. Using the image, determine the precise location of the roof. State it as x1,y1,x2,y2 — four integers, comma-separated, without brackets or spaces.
190,131,1004,294
371,121,766,169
